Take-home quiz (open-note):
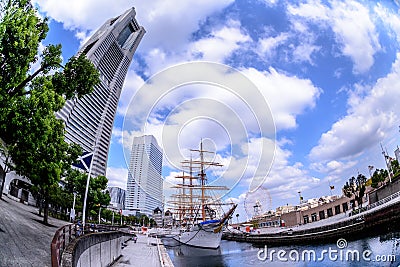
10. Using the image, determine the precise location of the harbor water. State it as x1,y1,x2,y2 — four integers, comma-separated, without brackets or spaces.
163,232,400,266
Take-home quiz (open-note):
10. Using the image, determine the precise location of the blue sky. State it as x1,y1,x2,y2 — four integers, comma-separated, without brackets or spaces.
34,0,400,219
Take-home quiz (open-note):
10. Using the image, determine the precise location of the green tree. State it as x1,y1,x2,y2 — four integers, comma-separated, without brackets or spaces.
342,174,367,208
64,169,110,222
0,138,12,199
391,160,400,179
0,0,99,224
371,169,388,188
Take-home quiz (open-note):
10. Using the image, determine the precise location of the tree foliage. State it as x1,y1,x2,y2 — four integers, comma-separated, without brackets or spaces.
64,169,111,221
391,159,400,179
342,173,367,208
370,168,388,188
0,0,100,224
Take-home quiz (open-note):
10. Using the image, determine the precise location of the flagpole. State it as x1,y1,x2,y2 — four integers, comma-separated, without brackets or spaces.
82,152,94,232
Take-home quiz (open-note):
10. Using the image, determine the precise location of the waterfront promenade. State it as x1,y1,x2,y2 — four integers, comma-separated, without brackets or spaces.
113,234,173,267
0,195,67,267
224,190,400,245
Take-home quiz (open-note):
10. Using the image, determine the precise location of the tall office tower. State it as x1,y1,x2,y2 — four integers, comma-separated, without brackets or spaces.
57,8,145,177
108,186,126,210
126,135,163,215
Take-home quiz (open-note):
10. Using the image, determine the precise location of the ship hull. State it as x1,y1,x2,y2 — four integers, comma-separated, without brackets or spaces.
173,227,223,249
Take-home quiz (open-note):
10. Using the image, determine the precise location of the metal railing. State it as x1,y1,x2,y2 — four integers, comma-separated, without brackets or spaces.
51,224,78,267
50,223,124,267
351,190,400,216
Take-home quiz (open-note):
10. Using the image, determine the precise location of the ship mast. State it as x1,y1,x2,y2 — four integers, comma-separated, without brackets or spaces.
168,140,226,224
190,140,223,221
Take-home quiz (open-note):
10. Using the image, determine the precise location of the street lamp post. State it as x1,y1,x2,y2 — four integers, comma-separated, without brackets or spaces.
98,206,102,224
70,192,77,222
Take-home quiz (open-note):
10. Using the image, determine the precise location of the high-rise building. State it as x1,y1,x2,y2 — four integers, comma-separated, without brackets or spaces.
108,186,126,210
57,7,145,177
395,146,400,163
126,135,163,215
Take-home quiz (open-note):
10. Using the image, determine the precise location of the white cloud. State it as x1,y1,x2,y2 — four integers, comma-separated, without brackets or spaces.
242,67,321,131
287,0,329,20
288,0,381,74
261,141,320,200
375,3,400,44
293,43,320,64
189,20,251,62
309,52,400,164
32,0,129,31
257,32,290,58
33,0,233,50
117,69,145,116
106,166,128,190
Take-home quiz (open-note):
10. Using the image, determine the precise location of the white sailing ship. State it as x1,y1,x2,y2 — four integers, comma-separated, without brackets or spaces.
167,141,237,249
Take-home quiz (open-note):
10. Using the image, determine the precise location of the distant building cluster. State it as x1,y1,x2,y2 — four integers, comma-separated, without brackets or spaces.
251,195,355,228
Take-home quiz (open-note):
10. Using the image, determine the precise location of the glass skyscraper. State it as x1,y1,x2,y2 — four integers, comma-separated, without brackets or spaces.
126,135,163,216
57,7,145,177
108,186,126,210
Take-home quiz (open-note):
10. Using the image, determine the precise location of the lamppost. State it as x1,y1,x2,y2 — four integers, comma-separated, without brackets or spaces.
70,192,77,222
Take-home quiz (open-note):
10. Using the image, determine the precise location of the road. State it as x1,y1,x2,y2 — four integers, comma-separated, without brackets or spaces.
0,195,67,267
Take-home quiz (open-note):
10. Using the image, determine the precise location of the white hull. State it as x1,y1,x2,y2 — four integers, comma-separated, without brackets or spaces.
173,224,222,249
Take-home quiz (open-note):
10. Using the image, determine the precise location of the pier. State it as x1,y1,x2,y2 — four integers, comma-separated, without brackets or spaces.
223,191,400,246
113,234,174,267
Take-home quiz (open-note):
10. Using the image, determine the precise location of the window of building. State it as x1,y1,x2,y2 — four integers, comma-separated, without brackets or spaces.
118,24,135,47
335,205,341,215
327,208,333,217
311,213,317,222
342,203,348,212
303,215,309,224
319,210,325,220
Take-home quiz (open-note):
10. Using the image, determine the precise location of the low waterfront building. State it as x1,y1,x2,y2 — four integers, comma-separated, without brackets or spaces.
252,211,281,228
153,207,163,227
275,204,296,216
164,210,173,227
281,195,353,227
252,195,355,228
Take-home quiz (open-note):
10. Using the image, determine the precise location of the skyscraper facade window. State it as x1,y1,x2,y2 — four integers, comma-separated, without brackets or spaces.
126,135,163,216
57,7,145,177
108,186,126,210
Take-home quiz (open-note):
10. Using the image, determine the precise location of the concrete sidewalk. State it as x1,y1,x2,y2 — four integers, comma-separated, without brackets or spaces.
0,195,67,267
113,234,163,267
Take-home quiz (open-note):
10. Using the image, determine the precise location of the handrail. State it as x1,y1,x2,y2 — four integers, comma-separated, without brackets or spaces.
50,223,123,267
51,224,77,267
351,190,400,216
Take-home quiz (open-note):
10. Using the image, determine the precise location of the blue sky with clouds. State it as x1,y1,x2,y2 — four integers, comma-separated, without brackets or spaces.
33,0,400,218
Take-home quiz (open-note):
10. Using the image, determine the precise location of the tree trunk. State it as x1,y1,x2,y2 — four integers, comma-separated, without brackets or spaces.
38,197,42,216
0,171,5,199
43,197,49,225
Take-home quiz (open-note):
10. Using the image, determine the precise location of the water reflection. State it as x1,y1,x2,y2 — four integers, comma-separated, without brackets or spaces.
163,233,400,267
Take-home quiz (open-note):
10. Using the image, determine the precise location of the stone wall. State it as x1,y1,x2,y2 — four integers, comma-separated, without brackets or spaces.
368,178,400,204
61,231,130,267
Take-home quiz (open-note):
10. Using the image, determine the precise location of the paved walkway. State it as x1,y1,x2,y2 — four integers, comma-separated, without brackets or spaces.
113,234,162,267
0,195,67,267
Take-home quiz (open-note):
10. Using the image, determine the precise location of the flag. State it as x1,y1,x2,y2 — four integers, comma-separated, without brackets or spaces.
72,151,93,172
368,165,374,171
